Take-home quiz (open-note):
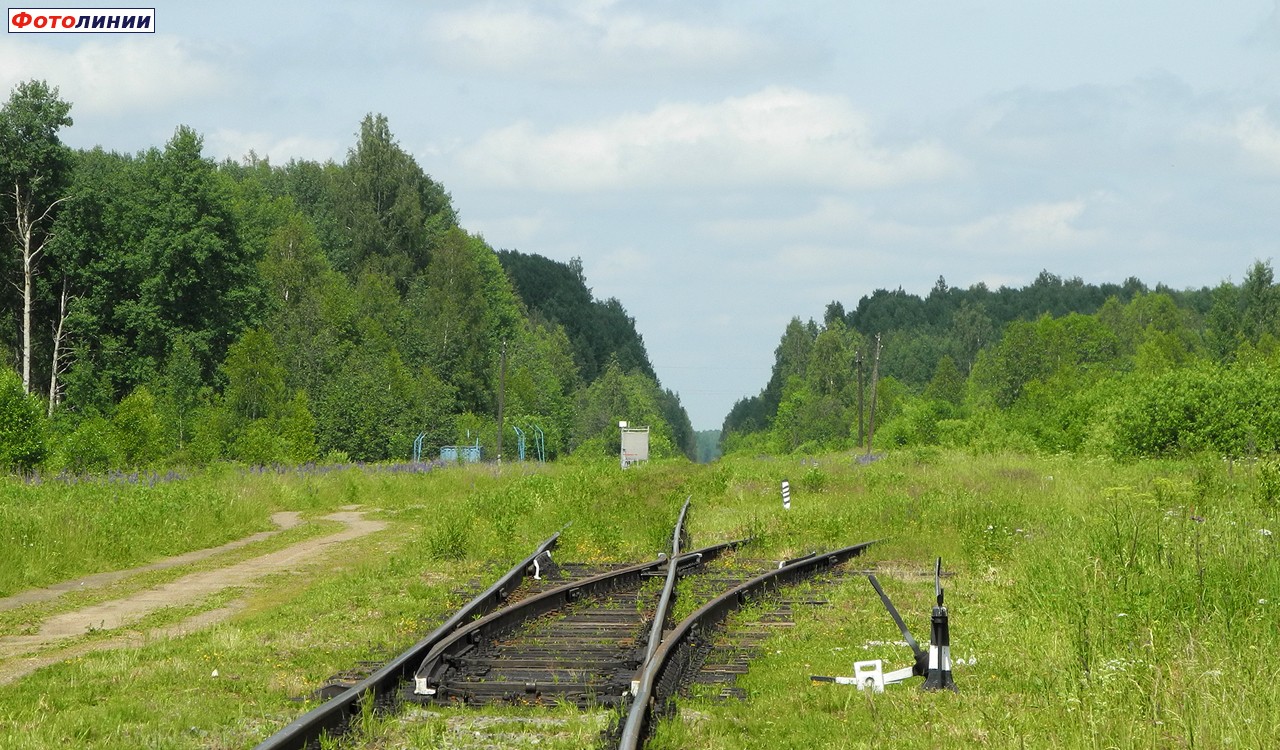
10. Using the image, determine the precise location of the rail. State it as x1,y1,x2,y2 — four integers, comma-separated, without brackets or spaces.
643,497,690,667
411,535,747,698
253,530,563,750
617,539,878,749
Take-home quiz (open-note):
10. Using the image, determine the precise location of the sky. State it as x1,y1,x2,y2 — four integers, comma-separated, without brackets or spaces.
5,1,1280,429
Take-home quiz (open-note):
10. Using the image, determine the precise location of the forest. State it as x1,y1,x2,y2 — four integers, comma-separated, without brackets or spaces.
0,80,695,474
5,77,1277,478
722,262,1280,460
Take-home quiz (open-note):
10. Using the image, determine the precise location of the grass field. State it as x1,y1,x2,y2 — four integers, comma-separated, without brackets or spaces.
0,451,1276,749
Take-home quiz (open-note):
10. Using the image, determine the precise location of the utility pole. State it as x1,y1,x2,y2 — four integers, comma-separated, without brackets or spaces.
866,334,882,458
496,339,506,463
855,348,865,447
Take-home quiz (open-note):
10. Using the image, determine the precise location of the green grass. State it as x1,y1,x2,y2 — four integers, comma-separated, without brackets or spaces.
651,451,1280,749
0,465,333,597
0,518,340,638
0,452,1276,748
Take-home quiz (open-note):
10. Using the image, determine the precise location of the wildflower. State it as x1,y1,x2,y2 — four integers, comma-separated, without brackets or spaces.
1260,529,1273,537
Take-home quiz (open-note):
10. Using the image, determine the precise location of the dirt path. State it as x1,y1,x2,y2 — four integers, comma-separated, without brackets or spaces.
0,511,303,613
0,509,386,686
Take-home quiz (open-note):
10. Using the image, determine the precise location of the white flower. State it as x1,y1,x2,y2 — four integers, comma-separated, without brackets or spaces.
1117,613,1127,618
1260,529,1273,537
1260,599,1269,605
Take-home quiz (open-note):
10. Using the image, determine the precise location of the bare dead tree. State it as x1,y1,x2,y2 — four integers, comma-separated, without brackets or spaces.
47,275,72,417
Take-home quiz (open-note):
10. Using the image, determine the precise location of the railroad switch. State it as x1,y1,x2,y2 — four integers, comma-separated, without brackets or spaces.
811,557,958,693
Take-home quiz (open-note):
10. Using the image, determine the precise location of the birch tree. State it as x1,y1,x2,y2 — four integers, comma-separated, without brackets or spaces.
0,80,72,394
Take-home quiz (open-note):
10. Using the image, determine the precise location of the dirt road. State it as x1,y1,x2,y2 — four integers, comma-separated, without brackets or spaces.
0,509,386,686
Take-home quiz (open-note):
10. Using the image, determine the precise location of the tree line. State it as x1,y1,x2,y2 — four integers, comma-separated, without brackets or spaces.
0,80,694,473
722,262,1280,460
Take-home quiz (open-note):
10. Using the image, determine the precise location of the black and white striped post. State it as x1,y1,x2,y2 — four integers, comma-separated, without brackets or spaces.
922,557,958,692
781,479,791,510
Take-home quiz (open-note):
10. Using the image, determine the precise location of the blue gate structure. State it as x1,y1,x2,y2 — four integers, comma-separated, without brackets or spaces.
511,425,527,462
532,425,546,463
412,432,427,463
504,424,545,463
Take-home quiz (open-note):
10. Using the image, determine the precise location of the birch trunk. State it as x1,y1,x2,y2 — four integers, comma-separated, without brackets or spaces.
48,278,70,417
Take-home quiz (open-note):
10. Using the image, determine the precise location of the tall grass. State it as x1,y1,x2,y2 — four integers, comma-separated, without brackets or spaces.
0,462,499,598
651,450,1280,749
0,451,1276,748
0,472,268,597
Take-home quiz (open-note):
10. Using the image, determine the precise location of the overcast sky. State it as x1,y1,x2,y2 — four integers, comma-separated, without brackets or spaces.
5,1,1280,428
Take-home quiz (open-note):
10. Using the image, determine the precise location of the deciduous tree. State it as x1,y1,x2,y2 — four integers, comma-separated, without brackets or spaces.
0,368,46,471
0,80,72,395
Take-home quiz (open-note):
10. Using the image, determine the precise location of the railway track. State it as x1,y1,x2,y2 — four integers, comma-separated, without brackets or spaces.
406,543,755,709
616,540,874,749
254,503,876,749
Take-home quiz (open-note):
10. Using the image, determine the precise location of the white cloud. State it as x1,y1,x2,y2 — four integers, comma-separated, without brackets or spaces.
0,38,227,116
700,195,1109,284
953,199,1099,249
455,87,958,191
465,211,551,248
701,196,925,245
589,246,652,288
424,1,787,81
1245,1,1280,50
1223,107,1280,172
206,129,342,165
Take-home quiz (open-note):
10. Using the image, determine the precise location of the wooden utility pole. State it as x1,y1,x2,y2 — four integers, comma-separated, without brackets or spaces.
866,334,882,457
496,340,507,462
855,348,865,447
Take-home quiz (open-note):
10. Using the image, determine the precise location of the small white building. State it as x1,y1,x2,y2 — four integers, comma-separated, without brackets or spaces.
619,421,650,468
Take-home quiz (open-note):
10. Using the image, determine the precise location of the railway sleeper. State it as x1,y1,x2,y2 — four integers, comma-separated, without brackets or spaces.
483,643,639,655
553,610,645,623
452,666,619,683
431,677,632,707
496,637,640,652
519,614,640,629
455,654,642,671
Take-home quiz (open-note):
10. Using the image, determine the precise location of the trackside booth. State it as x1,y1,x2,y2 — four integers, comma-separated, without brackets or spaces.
619,422,649,468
